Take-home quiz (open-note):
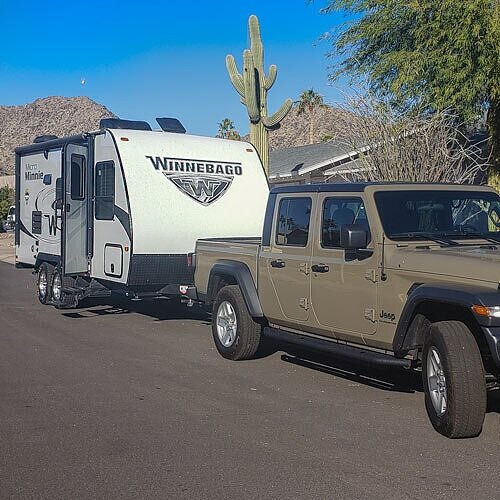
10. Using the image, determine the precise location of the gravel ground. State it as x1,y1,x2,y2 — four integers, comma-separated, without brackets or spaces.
0,232,14,247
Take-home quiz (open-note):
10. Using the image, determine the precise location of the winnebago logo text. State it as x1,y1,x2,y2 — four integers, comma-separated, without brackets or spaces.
146,156,243,205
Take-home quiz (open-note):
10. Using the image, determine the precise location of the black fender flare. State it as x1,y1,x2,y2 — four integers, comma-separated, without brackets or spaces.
207,260,263,318
393,282,500,357
34,252,60,271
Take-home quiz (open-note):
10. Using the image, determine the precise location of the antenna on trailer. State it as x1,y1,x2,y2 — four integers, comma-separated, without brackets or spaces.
156,117,186,134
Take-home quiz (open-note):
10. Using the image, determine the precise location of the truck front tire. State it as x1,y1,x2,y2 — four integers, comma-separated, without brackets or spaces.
422,320,487,438
212,285,262,361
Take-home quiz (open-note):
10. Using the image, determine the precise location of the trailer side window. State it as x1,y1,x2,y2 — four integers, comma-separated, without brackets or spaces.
275,197,312,247
70,154,85,200
95,161,115,220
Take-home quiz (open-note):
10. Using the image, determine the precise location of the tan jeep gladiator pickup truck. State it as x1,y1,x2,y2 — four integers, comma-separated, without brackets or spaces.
193,183,500,438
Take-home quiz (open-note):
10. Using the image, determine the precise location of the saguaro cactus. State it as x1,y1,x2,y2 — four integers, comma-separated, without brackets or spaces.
226,15,293,176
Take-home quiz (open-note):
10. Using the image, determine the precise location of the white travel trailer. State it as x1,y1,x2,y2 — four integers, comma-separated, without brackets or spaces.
15,118,269,307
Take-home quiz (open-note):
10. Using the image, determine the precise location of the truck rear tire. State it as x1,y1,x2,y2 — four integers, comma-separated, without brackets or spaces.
422,320,487,438
37,263,53,305
212,285,262,361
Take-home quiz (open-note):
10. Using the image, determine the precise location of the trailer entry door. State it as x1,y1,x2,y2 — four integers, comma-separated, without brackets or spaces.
63,144,88,275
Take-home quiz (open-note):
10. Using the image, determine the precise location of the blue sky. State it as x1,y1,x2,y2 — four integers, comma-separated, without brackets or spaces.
0,1,351,136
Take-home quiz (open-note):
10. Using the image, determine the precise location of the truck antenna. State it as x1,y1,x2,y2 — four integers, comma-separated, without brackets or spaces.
381,233,387,282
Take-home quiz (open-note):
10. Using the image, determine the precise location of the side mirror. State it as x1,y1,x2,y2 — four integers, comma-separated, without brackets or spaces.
340,224,368,250
55,177,63,210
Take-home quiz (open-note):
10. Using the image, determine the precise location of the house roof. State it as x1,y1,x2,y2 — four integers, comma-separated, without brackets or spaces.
269,140,362,179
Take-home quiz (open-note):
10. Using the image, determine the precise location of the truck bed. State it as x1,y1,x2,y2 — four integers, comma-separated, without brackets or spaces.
194,237,262,296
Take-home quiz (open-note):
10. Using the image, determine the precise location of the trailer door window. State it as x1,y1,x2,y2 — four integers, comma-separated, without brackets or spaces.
95,161,115,220
70,154,85,200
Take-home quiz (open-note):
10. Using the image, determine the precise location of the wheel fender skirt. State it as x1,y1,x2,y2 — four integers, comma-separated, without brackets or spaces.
209,260,263,318
482,327,500,368
34,253,60,270
393,282,500,357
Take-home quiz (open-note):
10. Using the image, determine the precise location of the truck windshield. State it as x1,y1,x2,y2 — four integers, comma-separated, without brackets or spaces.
375,190,500,242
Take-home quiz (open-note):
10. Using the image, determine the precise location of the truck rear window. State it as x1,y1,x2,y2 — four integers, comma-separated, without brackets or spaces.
276,197,311,247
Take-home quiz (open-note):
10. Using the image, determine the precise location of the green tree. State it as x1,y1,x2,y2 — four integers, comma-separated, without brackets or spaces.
0,186,14,223
322,0,500,180
216,118,241,141
297,89,326,144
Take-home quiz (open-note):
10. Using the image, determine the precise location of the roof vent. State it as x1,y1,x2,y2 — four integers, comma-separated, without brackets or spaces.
99,118,152,131
156,117,186,134
33,135,58,143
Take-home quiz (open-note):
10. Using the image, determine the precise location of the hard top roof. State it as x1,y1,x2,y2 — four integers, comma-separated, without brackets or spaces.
270,182,493,195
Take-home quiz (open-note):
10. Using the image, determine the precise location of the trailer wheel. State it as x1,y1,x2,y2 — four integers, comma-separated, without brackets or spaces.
422,320,487,438
212,285,262,361
51,268,76,309
37,263,53,305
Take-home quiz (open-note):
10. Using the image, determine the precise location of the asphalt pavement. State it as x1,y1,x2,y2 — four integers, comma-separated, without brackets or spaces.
1,261,500,499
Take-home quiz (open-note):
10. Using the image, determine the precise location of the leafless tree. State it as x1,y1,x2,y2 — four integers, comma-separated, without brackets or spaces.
326,93,490,184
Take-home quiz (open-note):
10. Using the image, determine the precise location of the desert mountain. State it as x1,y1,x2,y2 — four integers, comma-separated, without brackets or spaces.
0,96,116,174
268,105,355,150
0,95,354,175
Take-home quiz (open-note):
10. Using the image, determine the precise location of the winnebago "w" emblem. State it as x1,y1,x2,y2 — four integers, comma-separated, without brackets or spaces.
166,174,232,205
146,155,243,206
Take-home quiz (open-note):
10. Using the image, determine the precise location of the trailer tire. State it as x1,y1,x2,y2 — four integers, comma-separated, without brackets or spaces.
422,320,487,438
212,285,262,361
51,268,76,309
37,263,53,305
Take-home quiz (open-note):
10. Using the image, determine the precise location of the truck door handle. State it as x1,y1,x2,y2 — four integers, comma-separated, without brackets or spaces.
271,259,286,268
312,263,329,273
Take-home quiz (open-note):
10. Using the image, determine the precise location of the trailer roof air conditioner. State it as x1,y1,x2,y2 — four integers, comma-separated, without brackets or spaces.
156,117,186,134
33,135,58,143
99,118,152,131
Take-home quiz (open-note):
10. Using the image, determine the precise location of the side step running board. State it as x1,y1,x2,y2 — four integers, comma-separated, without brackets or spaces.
264,327,413,369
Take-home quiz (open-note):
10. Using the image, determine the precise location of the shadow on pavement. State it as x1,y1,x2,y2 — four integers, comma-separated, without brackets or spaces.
487,390,500,414
61,296,210,323
60,294,500,409
273,343,500,411
276,344,422,394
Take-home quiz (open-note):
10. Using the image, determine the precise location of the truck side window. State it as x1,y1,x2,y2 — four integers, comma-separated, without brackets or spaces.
95,161,115,220
70,154,85,200
276,197,311,247
322,197,370,248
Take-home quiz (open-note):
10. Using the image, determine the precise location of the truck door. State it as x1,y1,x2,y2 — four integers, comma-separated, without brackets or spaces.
310,194,377,339
259,194,314,326
62,144,88,275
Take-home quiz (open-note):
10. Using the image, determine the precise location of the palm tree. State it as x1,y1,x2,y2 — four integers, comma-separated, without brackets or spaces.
297,89,326,144
216,118,240,140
